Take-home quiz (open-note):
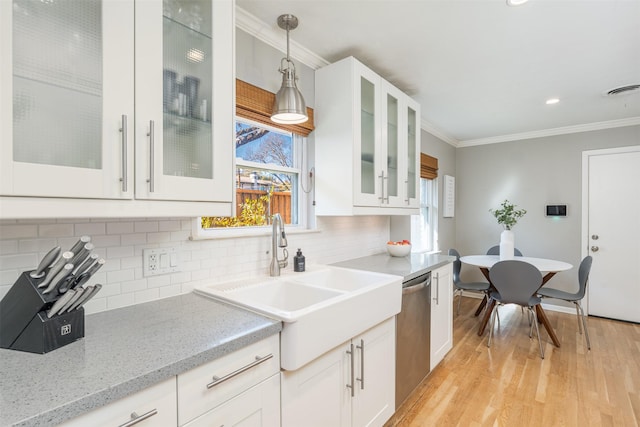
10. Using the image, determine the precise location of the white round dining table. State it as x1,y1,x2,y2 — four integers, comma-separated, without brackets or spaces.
459,255,573,347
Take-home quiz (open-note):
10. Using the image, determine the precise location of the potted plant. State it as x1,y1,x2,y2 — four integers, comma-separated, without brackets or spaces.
490,200,526,259
490,199,527,230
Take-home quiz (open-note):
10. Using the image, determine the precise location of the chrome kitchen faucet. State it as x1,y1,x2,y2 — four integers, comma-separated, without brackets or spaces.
269,213,288,276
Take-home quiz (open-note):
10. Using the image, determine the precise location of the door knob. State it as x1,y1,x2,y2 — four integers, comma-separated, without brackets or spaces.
591,246,599,252
591,235,599,240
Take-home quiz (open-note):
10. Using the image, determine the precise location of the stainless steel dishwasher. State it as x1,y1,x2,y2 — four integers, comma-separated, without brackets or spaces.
396,271,431,408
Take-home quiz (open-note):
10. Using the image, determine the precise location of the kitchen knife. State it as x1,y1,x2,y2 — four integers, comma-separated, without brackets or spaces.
70,242,94,266
42,263,74,294
47,289,76,318
74,284,102,310
68,235,91,255
73,253,99,276
59,287,85,313
84,258,105,277
38,252,74,289
29,246,61,279
68,284,95,311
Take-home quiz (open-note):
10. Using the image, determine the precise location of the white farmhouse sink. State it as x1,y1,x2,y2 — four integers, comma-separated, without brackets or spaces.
195,265,402,370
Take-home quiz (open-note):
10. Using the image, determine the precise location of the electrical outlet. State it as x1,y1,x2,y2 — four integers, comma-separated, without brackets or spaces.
143,247,180,277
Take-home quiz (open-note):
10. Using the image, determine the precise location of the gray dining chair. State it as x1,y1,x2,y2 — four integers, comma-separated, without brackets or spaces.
448,249,491,316
487,260,545,359
486,245,523,256
537,256,593,350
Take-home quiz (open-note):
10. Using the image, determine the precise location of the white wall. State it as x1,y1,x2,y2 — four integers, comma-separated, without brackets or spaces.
0,216,389,313
455,125,640,304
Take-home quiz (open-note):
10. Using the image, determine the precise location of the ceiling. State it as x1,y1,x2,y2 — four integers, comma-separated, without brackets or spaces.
236,0,640,146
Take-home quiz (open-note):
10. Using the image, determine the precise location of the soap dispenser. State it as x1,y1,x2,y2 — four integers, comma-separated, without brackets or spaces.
294,249,305,272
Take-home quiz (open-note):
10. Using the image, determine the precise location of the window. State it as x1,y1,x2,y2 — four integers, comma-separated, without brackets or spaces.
201,118,306,229
411,178,438,253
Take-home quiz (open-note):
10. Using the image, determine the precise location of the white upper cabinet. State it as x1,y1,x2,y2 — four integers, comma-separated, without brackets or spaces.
0,0,234,218
315,56,420,215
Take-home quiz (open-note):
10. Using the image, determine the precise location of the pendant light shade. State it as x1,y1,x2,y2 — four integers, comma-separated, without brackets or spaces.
271,14,308,124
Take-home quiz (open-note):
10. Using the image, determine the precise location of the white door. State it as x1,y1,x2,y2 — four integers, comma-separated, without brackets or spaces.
585,146,640,323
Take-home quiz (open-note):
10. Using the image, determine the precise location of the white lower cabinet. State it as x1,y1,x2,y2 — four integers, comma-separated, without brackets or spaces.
281,317,395,427
58,377,177,427
59,335,280,427
183,374,280,427
430,263,453,370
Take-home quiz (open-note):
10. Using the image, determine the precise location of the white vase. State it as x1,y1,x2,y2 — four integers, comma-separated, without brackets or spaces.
499,230,515,260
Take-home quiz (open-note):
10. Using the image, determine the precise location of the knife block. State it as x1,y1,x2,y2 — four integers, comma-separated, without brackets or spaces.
0,271,85,354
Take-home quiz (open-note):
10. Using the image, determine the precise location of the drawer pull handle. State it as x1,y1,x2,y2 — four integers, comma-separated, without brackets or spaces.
118,409,158,427
206,353,274,389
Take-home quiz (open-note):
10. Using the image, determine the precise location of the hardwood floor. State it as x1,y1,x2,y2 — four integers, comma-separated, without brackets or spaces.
389,297,640,427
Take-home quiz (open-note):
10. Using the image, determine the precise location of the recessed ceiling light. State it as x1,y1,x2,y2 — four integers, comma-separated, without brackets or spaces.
507,0,529,6
546,98,560,105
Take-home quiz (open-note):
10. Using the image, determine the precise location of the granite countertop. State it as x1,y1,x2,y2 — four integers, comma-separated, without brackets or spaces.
332,252,455,281
0,293,282,427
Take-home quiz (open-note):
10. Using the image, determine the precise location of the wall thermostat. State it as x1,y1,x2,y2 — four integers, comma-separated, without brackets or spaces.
546,204,567,217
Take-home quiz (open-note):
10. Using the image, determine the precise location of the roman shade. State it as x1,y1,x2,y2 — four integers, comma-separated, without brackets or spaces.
236,79,314,136
420,153,438,179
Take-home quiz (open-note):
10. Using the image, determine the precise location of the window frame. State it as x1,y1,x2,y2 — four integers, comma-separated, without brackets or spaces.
194,117,311,239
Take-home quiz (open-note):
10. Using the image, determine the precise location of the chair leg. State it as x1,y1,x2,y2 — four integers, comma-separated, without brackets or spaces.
530,306,545,359
575,301,591,350
487,304,498,348
456,289,462,316
574,303,583,334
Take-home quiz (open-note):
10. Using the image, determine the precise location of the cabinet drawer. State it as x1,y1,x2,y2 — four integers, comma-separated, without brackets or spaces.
59,377,177,427
177,335,280,425
183,374,280,427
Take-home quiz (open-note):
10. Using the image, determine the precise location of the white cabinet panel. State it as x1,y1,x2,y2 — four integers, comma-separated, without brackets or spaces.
430,263,453,370
281,317,395,427
183,374,280,427
177,334,279,426
315,56,420,216
59,377,177,427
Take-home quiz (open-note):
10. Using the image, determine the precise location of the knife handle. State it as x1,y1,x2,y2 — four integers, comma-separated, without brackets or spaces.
68,236,91,255
85,258,106,277
75,284,102,310
38,252,74,289
73,253,99,276
30,246,61,279
42,263,74,294
60,287,84,313
48,289,76,318
69,285,94,311
71,243,94,267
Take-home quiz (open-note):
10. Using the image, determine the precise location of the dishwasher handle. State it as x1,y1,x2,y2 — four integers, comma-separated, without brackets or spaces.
402,277,430,295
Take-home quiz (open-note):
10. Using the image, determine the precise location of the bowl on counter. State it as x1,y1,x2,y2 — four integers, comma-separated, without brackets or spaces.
386,242,411,257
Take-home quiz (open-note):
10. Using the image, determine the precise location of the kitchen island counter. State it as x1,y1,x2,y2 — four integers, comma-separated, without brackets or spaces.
0,293,282,427
332,252,454,281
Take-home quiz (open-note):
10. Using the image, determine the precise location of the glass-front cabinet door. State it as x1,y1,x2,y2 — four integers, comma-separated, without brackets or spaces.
405,99,420,208
0,0,135,199
134,0,232,201
353,62,382,206
382,82,404,207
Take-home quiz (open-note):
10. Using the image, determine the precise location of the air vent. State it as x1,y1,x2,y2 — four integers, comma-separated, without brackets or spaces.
605,84,640,96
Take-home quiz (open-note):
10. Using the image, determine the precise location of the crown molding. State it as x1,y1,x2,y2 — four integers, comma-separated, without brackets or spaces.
236,6,330,70
420,119,459,147
458,116,640,147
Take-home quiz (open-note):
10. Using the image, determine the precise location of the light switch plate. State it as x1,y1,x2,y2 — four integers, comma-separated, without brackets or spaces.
143,247,181,277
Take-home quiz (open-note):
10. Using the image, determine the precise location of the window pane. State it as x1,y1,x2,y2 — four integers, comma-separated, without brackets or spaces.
236,122,293,167
202,120,299,229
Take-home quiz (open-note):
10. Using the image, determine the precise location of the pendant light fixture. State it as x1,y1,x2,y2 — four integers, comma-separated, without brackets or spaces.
271,14,308,124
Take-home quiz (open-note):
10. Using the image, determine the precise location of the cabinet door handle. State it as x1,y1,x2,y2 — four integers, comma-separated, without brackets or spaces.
405,179,409,204
346,343,355,397
118,409,158,427
356,339,365,390
206,353,273,389
378,171,388,203
119,114,128,193
433,272,440,305
147,120,155,193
